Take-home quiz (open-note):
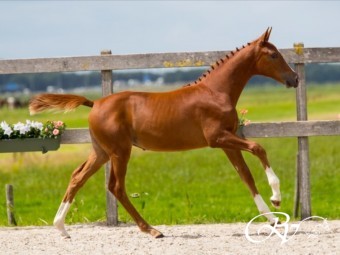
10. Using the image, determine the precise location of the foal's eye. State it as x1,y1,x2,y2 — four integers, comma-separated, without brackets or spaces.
271,52,279,59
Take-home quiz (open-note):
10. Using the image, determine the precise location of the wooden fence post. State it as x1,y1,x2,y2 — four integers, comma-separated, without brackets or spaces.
101,50,118,226
293,43,312,219
293,152,301,218
6,184,17,226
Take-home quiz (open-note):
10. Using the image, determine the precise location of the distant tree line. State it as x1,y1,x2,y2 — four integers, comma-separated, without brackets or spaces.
0,63,339,92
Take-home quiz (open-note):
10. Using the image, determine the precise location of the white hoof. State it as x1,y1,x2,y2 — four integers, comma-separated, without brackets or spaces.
54,221,71,238
53,202,72,238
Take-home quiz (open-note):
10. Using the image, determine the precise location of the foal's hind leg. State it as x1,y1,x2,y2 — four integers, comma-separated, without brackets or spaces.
223,149,277,224
54,148,108,238
107,150,163,238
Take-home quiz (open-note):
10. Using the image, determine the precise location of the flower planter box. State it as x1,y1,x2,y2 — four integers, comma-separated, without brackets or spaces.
0,137,61,154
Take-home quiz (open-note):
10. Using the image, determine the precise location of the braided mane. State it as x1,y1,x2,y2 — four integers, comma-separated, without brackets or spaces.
184,42,252,87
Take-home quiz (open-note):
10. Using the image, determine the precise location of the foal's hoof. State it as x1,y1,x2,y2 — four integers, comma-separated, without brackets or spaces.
155,233,165,239
150,228,164,239
270,220,282,227
270,199,281,209
140,225,164,238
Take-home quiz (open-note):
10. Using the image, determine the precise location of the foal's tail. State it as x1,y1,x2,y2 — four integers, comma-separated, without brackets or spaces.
29,93,94,115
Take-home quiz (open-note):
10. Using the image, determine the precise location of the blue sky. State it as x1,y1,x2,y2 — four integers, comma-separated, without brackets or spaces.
1,1,339,59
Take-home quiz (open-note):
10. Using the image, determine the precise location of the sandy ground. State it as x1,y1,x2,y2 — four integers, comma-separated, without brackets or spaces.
0,220,339,255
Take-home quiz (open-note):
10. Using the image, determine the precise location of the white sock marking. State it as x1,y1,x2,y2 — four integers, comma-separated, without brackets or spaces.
254,194,270,213
53,202,71,238
254,194,276,224
265,167,281,203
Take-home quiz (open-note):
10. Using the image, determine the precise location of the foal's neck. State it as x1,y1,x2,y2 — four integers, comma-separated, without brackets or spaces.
204,45,257,107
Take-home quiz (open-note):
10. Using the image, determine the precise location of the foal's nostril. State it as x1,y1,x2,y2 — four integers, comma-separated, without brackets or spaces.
295,75,299,87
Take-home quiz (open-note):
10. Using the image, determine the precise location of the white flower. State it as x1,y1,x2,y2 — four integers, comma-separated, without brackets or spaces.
1,121,13,136
32,121,43,130
25,120,32,127
4,126,13,136
25,120,43,130
13,122,23,131
14,122,30,135
1,121,9,129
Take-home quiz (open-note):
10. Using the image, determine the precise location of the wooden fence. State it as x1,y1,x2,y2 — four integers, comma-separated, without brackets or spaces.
1,45,339,224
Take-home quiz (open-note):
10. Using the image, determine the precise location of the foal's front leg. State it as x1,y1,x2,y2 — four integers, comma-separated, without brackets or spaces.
206,130,281,208
223,149,277,224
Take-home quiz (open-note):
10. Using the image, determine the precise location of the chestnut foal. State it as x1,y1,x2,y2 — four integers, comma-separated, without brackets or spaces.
30,28,298,238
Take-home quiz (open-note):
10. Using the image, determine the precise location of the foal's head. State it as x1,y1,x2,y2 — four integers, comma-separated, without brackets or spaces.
253,28,299,88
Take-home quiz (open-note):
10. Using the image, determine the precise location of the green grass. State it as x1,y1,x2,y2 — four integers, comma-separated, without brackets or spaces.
238,83,340,121
0,84,339,226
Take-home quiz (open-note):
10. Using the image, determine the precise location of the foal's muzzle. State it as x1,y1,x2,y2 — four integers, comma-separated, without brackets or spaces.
285,74,299,88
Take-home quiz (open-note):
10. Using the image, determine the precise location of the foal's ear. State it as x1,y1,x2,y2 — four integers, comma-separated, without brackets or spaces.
259,27,272,44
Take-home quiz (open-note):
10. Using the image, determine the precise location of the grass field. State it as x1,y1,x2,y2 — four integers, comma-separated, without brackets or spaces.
0,84,339,226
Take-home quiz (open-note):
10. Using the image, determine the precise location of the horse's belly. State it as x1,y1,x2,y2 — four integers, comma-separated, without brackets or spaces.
134,126,208,151
137,138,208,152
